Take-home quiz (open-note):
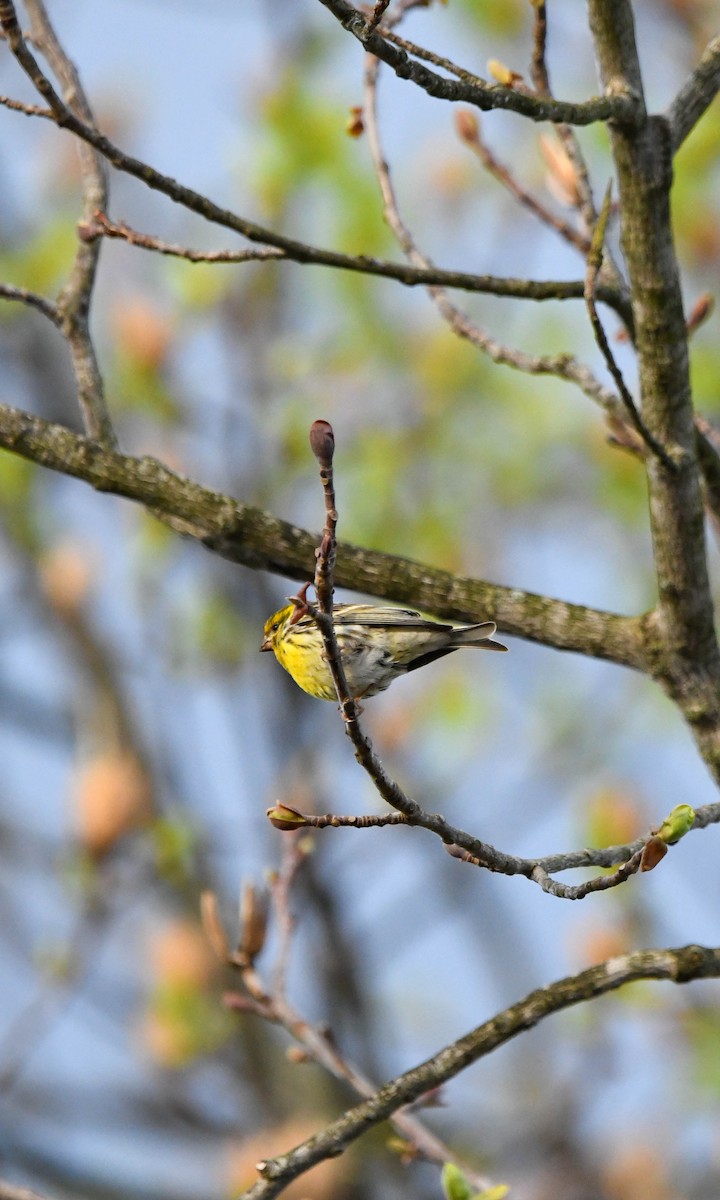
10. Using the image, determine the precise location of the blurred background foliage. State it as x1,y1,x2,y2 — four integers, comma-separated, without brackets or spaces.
1,1,720,1198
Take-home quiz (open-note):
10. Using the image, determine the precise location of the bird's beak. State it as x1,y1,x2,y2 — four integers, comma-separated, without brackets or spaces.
259,636,272,652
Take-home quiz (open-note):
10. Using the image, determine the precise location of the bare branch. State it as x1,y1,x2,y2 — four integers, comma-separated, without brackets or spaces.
530,848,644,898
379,28,487,85
220,848,495,1193
363,57,627,424
365,0,391,37
584,184,674,469
0,3,631,322
275,793,714,897
0,283,59,323
667,34,720,154
23,0,115,446
316,0,640,126
240,944,720,1198
530,0,549,95
526,0,630,312
81,212,286,265
0,91,52,118
456,110,591,255
588,0,720,782
267,805,410,830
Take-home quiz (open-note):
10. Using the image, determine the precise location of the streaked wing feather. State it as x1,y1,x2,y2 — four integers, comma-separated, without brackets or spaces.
331,605,437,629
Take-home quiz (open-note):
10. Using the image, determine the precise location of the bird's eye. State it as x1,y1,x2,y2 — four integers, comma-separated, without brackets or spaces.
272,621,279,632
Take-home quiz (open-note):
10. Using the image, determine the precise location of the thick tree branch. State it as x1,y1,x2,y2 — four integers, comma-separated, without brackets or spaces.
241,944,720,1198
667,34,720,153
0,402,648,670
316,0,640,126
589,0,720,776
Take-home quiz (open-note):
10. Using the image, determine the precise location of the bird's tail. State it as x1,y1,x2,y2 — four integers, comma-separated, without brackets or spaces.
451,621,508,652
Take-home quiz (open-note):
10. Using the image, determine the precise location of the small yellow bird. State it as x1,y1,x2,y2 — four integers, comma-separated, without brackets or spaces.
260,602,507,700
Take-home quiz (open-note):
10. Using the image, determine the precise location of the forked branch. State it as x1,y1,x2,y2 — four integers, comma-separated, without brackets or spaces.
241,943,720,1198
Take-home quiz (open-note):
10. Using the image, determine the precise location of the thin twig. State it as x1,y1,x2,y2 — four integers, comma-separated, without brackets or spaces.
274,790,710,892
530,0,549,94
457,113,591,254
365,0,391,37
80,212,286,265
362,56,628,428
584,184,676,470
268,804,410,829
667,33,720,153
23,0,115,447
380,28,489,86
300,422,681,898
0,92,52,118
527,0,630,314
531,848,644,898
0,283,59,323
269,839,306,1001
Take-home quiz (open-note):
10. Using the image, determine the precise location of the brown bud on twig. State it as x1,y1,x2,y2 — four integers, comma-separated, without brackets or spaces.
77,218,100,243
445,842,481,866
239,881,269,963
539,132,581,208
222,990,271,1017
309,419,335,465
605,414,645,457
640,835,668,872
454,109,480,146
406,1085,447,1110
286,1046,311,1064
200,890,231,961
686,292,715,337
346,105,364,138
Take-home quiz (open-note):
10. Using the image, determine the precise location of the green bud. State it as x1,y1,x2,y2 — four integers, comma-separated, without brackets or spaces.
441,1163,473,1200
657,804,695,845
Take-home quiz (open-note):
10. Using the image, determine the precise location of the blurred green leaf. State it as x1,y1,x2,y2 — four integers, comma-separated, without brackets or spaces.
110,354,179,423
453,0,526,35
685,1006,720,1095
0,453,39,548
148,981,233,1065
150,817,199,885
0,215,76,300
193,590,249,666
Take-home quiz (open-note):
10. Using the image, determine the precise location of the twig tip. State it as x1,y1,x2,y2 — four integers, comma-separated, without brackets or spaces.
309,419,335,464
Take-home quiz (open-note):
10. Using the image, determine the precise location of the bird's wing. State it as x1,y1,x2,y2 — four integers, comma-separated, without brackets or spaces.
332,605,452,631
